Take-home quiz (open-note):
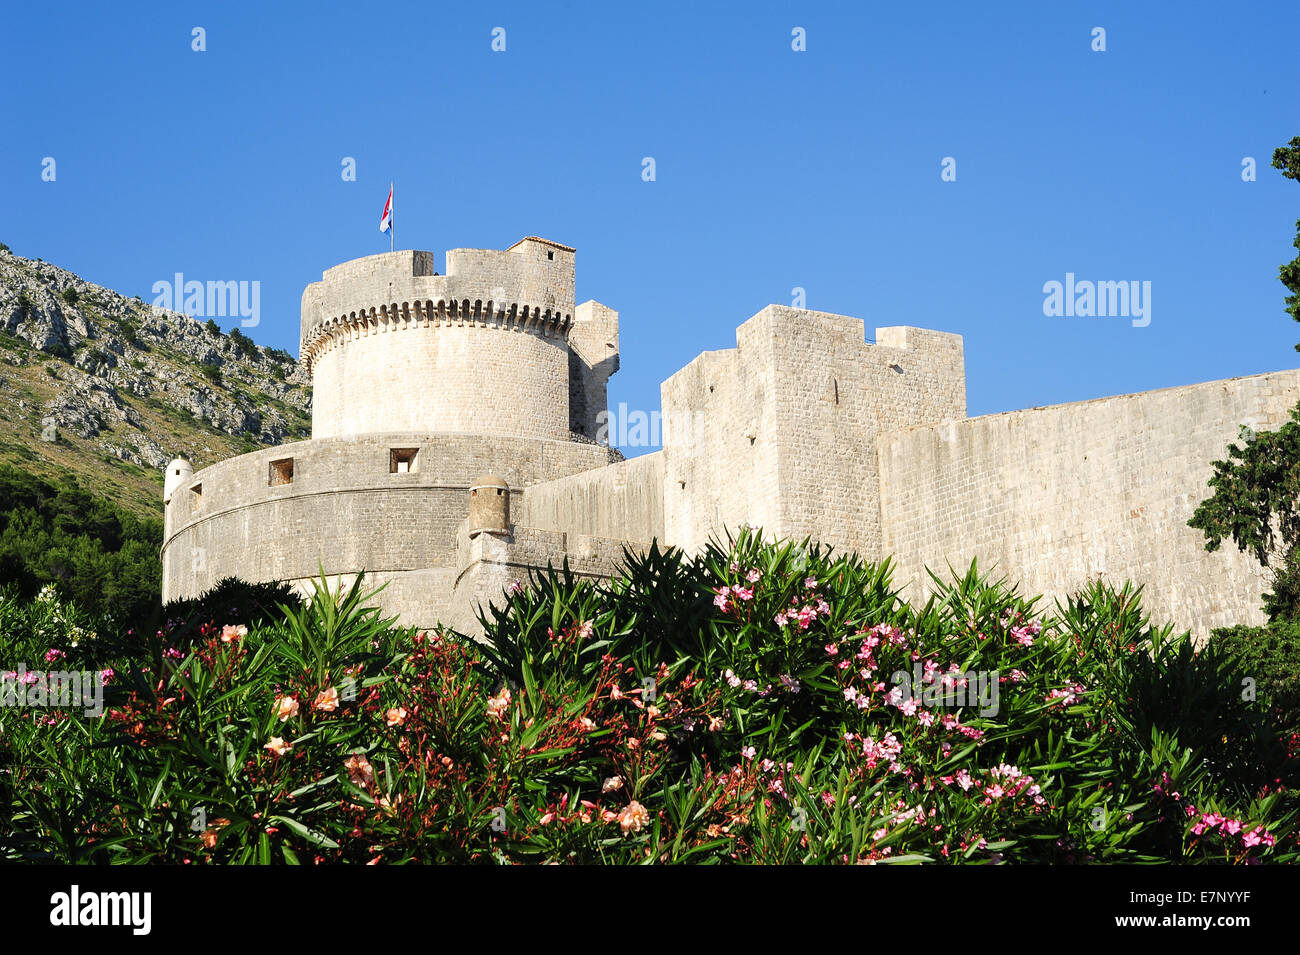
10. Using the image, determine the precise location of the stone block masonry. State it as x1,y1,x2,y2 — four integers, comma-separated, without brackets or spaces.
878,370,1300,635
160,233,1300,640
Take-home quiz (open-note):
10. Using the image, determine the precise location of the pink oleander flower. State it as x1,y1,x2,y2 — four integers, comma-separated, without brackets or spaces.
1046,687,1078,706
314,686,340,712
263,736,292,757
804,577,818,589
741,746,756,760
344,753,375,789
779,674,801,694
734,586,754,602
713,591,730,611
617,800,650,834
43,649,65,663
708,715,724,732
485,688,512,720
825,643,839,656
746,568,762,583
98,668,114,686
724,669,741,688
508,579,523,594
275,695,300,722
220,624,247,643
1242,826,1275,848
385,706,408,727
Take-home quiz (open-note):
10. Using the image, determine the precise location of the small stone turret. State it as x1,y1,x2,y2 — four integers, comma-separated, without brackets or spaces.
163,457,194,504
468,474,510,536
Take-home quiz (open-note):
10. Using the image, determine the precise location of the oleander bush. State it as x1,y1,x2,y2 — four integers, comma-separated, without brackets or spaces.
0,529,1296,864
1208,619,1300,745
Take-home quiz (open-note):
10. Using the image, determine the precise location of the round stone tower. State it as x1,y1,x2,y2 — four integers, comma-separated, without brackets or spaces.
300,238,579,441
163,457,193,504
161,236,622,628
468,474,510,536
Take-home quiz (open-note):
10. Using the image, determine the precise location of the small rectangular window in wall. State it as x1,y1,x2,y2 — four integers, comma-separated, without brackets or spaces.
390,448,418,473
190,484,203,511
269,458,294,486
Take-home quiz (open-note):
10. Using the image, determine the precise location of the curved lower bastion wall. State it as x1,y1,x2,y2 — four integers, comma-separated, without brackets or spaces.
310,324,571,440
161,432,619,606
877,369,1300,637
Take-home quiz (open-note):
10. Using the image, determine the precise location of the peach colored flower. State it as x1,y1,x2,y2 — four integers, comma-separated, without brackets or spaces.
200,829,218,849
708,715,724,732
275,695,299,722
385,706,408,727
344,753,374,788
602,775,623,793
616,801,650,834
220,624,248,643
485,688,512,721
578,716,596,732
263,736,293,757
314,686,340,712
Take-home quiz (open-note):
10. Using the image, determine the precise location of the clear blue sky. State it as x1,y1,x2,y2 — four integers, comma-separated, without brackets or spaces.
3,1,1297,456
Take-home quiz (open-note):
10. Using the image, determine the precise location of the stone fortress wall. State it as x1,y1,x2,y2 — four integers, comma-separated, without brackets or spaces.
160,235,1300,638
877,370,1300,632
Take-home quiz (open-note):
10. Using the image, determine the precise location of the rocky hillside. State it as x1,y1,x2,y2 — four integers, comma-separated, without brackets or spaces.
0,245,311,519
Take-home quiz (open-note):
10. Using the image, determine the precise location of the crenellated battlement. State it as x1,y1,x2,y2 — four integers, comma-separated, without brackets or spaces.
300,240,577,366
301,298,574,372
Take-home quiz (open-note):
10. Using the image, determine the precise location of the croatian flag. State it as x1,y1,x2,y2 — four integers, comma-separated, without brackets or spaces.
379,184,393,234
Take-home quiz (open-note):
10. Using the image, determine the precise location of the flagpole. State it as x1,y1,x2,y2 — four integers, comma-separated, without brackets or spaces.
390,181,395,253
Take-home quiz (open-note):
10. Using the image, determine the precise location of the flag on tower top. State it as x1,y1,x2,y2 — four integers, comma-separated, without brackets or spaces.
379,184,393,234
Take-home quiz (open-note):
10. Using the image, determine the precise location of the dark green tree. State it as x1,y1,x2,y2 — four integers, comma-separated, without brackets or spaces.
1276,137,1300,338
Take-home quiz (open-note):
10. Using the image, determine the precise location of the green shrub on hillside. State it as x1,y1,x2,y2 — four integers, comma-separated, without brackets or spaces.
0,466,161,627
